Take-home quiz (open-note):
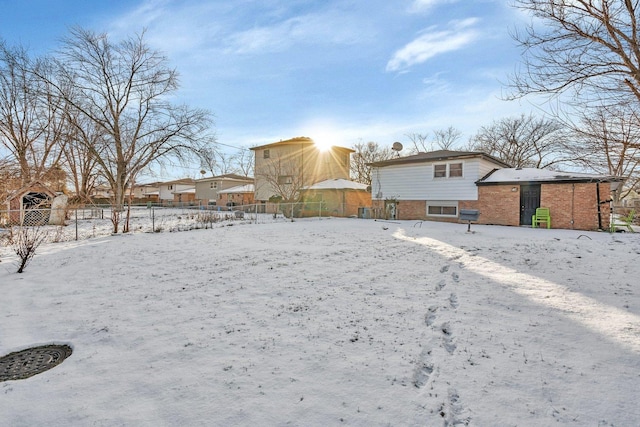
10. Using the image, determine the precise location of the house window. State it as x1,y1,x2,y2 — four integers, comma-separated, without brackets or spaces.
264,149,270,159
449,162,463,177
278,175,293,185
433,162,463,178
168,184,173,190
210,182,218,189
427,201,458,217
434,164,447,178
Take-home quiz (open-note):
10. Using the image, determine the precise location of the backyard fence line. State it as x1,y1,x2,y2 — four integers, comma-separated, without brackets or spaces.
0,202,375,244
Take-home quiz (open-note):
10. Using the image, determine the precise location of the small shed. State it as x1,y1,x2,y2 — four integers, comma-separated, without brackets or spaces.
4,181,56,225
476,168,622,231
300,179,371,217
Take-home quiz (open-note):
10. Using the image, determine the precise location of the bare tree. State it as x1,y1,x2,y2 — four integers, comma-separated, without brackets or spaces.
10,225,48,273
350,141,395,185
406,127,462,154
61,114,102,203
567,104,640,202
45,28,212,233
509,1,640,108
433,126,462,150
406,133,430,154
231,148,254,177
467,114,569,168
259,152,306,203
0,41,66,186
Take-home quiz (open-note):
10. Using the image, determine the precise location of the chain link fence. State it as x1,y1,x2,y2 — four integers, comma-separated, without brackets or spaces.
0,202,373,244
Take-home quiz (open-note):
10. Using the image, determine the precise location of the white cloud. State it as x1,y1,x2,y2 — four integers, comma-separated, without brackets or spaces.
223,11,372,55
410,0,460,13
386,18,480,72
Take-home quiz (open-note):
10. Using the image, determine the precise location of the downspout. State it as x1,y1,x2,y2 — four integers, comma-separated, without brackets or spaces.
571,183,575,229
596,182,602,230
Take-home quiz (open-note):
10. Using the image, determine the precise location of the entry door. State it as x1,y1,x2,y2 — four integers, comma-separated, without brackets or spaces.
520,185,540,226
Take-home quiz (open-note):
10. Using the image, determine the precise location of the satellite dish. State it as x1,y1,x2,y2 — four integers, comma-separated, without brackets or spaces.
392,142,403,152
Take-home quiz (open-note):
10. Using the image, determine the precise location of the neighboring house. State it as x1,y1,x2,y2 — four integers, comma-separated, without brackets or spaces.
217,183,255,208
158,178,195,204
369,150,510,220
195,174,254,205
89,185,113,200
619,187,640,208
131,182,161,201
250,136,354,203
476,168,621,231
300,178,371,217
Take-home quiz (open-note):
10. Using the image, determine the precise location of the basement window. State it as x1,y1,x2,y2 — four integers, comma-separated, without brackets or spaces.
427,201,458,217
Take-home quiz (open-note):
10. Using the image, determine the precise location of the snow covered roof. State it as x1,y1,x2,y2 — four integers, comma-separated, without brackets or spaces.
172,187,196,194
218,184,255,194
303,179,368,191
477,168,622,185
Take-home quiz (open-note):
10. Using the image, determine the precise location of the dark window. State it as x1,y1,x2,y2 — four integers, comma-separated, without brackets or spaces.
428,205,458,216
264,149,270,159
449,163,463,177
278,175,293,185
434,164,447,178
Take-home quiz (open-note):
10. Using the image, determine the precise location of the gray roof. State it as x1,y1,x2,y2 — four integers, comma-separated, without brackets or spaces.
368,150,511,168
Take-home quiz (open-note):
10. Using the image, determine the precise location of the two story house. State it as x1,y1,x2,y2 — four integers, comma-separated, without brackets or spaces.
195,174,254,205
158,178,196,204
369,150,510,221
250,136,354,204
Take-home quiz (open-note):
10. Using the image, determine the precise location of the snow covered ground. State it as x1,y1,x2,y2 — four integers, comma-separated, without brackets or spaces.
0,218,639,426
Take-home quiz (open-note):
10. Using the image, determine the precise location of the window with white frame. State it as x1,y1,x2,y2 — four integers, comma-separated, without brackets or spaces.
210,182,218,189
434,164,447,178
426,201,458,217
433,162,463,178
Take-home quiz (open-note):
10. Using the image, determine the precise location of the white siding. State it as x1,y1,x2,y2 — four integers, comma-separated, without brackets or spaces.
372,158,496,201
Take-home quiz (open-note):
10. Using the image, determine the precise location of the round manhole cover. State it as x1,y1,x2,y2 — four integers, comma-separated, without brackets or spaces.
0,344,72,381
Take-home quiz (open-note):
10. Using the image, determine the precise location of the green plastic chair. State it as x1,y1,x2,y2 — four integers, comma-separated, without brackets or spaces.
532,207,551,229
610,209,636,233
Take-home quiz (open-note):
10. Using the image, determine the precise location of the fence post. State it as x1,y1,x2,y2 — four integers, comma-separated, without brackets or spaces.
152,207,155,232
75,208,79,241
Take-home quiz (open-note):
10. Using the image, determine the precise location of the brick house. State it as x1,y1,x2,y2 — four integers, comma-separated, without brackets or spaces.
217,183,255,208
300,178,371,217
369,150,510,221
476,168,621,231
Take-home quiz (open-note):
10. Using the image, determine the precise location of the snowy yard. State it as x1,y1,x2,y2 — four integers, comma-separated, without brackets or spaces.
0,218,639,426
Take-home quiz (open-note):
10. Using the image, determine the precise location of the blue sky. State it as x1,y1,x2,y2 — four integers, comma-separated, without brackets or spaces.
0,0,538,178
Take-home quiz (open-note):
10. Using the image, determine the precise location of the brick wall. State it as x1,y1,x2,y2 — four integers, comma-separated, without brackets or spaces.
541,182,611,231
371,199,477,223
477,186,521,226
479,182,612,231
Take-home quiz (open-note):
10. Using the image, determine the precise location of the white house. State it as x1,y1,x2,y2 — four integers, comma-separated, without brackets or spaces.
158,178,196,203
369,150,510,220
